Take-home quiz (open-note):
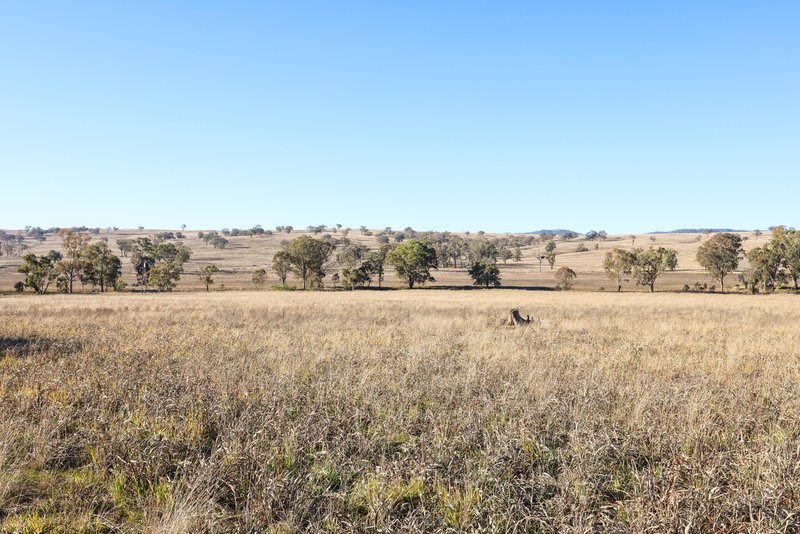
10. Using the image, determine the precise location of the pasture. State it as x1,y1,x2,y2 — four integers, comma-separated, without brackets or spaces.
0,229,775,292
2,290,798,531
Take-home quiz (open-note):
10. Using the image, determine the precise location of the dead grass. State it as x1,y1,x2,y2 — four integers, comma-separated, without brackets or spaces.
1,290,799,531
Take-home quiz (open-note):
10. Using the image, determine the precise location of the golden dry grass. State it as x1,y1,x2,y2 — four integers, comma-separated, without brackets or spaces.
2,290,799,531
0,228,775,292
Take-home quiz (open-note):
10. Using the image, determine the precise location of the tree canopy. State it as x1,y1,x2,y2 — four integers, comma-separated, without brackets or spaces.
387,240,438,289
696,233,743,292
468,260,501,288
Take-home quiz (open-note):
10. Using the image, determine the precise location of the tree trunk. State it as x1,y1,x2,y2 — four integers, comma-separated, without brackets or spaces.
720,276,724,293
649,282,654,293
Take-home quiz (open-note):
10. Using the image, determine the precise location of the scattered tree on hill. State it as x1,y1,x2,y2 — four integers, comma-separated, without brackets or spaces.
585,230,607,241
498,248,513,263
696,233,743,292
603,248,635,292
561,231,578,241
18,251,62,294
199,264,219,291
116,239,134,257
512,246,522,262
631,247,678,292
555,266,577,290
468,260,501,288
387,239,438,288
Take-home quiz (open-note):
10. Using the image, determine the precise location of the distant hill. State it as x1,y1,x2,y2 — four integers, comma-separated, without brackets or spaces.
649,228,748,234
526,229,577,235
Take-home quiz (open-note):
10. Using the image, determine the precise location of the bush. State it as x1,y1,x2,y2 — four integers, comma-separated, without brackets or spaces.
252,269,268,286
14,281,24,293
555,266,577,290
575,244,589,253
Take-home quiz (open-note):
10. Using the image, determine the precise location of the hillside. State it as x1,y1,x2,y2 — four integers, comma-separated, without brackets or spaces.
0,228,772,293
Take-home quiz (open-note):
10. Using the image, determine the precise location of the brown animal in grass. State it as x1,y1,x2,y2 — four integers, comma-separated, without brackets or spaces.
508,309,532,326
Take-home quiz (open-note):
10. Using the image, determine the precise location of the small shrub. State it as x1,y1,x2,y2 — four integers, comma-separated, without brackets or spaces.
555,266,577,290
273,285,298,291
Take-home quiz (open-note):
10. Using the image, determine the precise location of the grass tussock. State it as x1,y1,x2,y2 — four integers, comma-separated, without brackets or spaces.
1,290,800,531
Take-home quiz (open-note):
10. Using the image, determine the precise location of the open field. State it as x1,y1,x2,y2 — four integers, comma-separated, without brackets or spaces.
0,229,774,292
2,290,799,531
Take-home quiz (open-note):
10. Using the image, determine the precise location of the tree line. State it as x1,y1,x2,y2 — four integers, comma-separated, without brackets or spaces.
16,230,194,294
10,226,800,294
601,227,800,293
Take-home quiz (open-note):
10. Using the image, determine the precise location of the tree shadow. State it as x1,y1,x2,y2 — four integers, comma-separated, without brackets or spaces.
0,336,83,359
419,285,557,292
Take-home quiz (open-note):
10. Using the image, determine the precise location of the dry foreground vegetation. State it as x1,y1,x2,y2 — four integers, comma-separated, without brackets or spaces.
2,290,800,531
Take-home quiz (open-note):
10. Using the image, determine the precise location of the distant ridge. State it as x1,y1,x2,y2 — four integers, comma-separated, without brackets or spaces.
648,228,748,234
525,229,577,235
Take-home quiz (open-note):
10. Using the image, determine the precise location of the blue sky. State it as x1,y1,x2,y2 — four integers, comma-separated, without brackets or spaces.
1,1,798,233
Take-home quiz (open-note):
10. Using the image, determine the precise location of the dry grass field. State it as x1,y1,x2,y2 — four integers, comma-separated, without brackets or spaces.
0,228,774,292
2,290,799,531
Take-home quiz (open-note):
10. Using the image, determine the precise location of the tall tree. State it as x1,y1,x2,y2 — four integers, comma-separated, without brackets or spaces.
781,230,800,291
603,248,635,292
284,236,335,289
631,247,678,292
696,233,743,292
746,243,783,292
387,240,438,288
57,229,92,293
545,240,557,269
272,250,292,285
199,264,219,291
81,241,122,292
366,243,393,288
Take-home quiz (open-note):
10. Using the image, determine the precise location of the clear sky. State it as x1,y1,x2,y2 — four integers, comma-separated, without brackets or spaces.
1,2,798,234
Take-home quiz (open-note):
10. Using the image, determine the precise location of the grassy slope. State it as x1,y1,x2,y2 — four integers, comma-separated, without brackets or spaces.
0,229,773,292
